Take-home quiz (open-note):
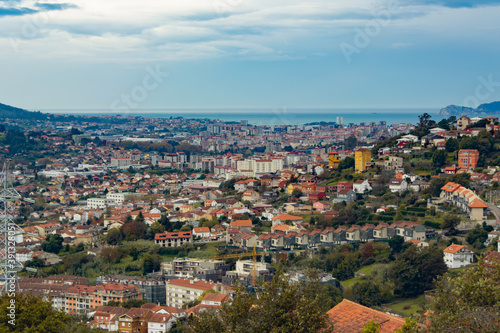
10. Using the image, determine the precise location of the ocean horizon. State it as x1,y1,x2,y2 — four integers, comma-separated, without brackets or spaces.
40,108,445,126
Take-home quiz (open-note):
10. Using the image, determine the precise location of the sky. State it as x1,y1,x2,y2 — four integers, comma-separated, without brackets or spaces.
1,0,500,113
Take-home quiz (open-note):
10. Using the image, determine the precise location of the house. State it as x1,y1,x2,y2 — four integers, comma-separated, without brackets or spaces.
327,299,407,332
389,179,408,193
230,220,253,233
192,227,211,239
335,189,356,203
242,190,260,202
337,181,353,192
148,313,176,333
443,244,474,269
384,156,403,171
271,214,304,226
117,308,152,333
353,179,372,193
421,133,445,147
457,116,471,131
313,201,331,213
444,166,458,175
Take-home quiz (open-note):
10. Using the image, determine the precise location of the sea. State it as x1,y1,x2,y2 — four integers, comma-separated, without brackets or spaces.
43,108,446,126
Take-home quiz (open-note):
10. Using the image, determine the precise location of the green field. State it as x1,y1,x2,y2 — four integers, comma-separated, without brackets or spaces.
340,263,380,289
383,295,427,316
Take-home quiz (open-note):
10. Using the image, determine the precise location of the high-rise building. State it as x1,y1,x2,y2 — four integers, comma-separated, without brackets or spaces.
355,148,371,173
336,116,344,125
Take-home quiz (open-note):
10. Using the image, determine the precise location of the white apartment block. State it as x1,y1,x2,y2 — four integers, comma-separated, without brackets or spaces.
165,279,227,309
236,158,284,176
87,198,107,209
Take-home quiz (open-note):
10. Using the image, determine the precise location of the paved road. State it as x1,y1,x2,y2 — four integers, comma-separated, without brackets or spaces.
486,202,500,223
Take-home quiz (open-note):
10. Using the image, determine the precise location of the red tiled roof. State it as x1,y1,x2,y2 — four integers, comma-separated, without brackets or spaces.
443,244,470,254
154,232,191,240
271,213,303,221
231,220,252,227
327,299,405,333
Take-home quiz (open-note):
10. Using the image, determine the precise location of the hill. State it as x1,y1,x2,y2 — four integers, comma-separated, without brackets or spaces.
0,102,46,120
0,102,128,124
438,101,500,116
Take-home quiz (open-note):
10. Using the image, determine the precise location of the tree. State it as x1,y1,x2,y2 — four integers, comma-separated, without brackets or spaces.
390,246,447,298
361,320,381,333
129,246,140,261
344,136,358,150
441,215,460,233
428,259,500,332
143,254,161,275
395,317,421,333
42,234,64,254
0,293,102,332
445,138,458,153
135,211,145,223
150,221,165,235
338,156,355,171
291,188,303,198
388,235,407,255
106,228,122,245
188,272,334,333
351,281,382,307
465,225,488,248
432,149,447,168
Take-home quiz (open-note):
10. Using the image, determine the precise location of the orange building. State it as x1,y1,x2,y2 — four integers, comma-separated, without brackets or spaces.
458,149,479,170
66,283,143,315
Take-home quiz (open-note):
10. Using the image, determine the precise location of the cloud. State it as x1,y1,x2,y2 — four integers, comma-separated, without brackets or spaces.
0,7,36,16
0,0,500,62
35,3,78,11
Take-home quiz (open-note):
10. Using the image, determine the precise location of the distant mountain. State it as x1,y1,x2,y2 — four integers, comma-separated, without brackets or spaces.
438,101,500,116
0,102,127,124
0,102,46,120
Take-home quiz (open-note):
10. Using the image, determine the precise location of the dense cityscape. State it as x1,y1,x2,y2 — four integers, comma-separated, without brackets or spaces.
0,107,499,332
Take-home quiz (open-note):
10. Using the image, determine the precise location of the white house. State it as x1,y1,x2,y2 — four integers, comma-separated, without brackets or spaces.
192,227,211,239
389,179,408,193
148,313,176,333
353,180,372,194
443,244,474,269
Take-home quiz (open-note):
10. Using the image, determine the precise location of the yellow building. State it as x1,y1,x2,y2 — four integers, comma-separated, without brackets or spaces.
287,183,302,195
355,148,371,173
329,151,340,169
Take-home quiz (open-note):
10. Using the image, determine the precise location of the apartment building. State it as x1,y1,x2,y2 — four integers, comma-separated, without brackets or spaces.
154,231,193,248
97,275,166,304
19,277,142,315
355,148,371,173
165,279,230,309
161,258,229,282
458,149,479,170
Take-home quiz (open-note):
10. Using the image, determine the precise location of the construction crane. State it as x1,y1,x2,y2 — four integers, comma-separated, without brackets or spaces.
209,245,266,286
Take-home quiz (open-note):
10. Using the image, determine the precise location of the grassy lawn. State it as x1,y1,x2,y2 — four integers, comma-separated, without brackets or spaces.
383,295,427,316
414,170,431,175
340,263,380,289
